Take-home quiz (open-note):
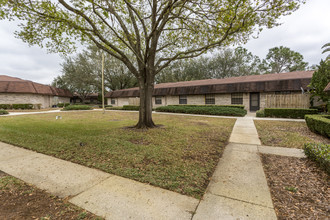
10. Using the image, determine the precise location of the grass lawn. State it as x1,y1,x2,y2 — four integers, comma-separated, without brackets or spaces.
0,111,235,198
254,120,330,149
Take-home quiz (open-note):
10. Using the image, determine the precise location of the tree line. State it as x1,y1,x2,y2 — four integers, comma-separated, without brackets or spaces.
52,45,312,99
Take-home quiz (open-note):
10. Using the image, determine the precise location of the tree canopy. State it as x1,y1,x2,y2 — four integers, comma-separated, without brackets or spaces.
0,0,305,128
156,47,261,83
309,60,330,103
259,46,308,74
52,46,137,99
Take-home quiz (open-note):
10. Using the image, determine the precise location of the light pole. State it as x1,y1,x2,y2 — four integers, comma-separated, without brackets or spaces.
102,52,105,114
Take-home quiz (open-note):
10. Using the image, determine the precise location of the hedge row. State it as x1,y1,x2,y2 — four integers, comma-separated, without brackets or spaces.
169,104,245,109
122,105,140,110
0,110,9,115
305,115,330,138
57,103,70,108
263,108,318,119
0,104,35,110
62,105,93,111
304,143,330,174
99,105,113,108
155,105,247,116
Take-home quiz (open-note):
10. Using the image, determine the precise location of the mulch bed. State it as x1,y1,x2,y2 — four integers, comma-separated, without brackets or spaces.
0,171,102,219
261,154,329,219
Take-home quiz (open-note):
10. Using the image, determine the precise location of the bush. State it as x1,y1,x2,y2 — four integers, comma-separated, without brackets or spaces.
57,103,70,108
169,104,245,109
0,104,12,109
263,108,318,119
156,105,247,116
304,143,330,174
12,104,34,110
99,105,112,108
106,107,123,110
122,105,140,111
0,110,9,115
305,115,330,138
62,105,93,111
256,109,265,117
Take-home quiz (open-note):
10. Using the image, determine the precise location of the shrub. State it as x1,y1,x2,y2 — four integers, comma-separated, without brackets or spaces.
99,105,112,108
57,103,70,108
305,115,330,138
106,107,123,110
169,104,245,109
156,105,247,116
304,143,330,174
256,109,265,117
62,105,93,111
0,104,12,109
12,104,34,110
263,108,318,119
122,105,140,111
0,110,9,115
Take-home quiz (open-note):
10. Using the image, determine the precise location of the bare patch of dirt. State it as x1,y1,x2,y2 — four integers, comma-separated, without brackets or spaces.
261,154,329,219
0,174,102,219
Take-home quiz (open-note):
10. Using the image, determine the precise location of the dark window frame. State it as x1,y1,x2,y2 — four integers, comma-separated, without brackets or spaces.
231,93,243,105
205,94,215,105
179,95,187,104
155,96,162,105
111,98,116,105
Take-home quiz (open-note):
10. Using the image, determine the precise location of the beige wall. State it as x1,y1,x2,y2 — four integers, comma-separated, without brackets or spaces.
0,93,70,108
109,91,313,111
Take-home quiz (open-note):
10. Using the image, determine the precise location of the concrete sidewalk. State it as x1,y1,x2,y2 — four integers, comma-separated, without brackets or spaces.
193,117,277,219
0,142,198,220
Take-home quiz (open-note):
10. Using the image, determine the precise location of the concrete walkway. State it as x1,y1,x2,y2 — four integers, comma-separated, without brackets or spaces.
193,117,277,219
0,142,198,220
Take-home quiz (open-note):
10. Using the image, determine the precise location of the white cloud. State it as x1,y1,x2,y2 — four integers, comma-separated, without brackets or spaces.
243,0,330,65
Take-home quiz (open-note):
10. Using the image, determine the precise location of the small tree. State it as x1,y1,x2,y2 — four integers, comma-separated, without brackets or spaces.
309,60,330,103
1,0,304,128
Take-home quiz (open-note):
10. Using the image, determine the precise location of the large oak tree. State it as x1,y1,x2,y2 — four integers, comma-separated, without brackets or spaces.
1,0,304,128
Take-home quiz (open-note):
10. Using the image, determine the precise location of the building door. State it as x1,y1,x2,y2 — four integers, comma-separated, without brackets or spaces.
250,93,260,111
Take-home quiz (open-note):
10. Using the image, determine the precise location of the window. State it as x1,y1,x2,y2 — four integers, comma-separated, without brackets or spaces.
205,94,215,105
231,93,243,105
155,96,162,105
275,91,291,94
111,98,115,105
179,95,187,104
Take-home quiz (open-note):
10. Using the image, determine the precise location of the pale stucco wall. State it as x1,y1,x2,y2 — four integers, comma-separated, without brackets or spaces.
0,93,70,108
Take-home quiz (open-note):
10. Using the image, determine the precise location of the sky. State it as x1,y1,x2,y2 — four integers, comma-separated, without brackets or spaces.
0,0,329,85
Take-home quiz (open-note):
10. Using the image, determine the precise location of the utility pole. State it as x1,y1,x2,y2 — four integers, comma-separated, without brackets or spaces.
102,52,105,114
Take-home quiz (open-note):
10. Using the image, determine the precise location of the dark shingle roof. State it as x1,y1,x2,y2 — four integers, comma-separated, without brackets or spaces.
0,75,72,97
106,71,314,98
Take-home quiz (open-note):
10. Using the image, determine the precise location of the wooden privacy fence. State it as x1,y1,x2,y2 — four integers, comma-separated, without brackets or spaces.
128,97,140,106
265,94,310,109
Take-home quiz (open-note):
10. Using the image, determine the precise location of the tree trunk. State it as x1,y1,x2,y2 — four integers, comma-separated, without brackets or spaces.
135,74,156,129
